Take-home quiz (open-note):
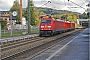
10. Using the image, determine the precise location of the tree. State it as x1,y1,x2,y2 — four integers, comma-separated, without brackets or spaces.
52,14,60,19
24,0,39,26
60,14,68,20
0,18,7,30
10,0,20,21
66,14,79,23
82,12,88,19
1,21,7,30
39,11,45,15
67,14,73,21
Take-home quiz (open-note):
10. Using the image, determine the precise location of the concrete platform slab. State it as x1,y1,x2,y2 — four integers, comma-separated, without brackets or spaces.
32,28,89,60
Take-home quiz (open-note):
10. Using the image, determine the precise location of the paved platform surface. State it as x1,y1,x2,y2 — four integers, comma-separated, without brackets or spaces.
32,28,89,60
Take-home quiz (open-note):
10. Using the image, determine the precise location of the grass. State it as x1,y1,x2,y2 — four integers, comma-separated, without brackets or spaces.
2,32,22,38
2,30,39,38
31,30,39,34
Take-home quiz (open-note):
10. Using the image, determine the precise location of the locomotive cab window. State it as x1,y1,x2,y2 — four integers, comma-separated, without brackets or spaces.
41,20,51,24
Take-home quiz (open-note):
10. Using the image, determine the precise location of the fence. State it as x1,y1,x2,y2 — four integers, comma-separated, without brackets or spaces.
1,26,39,34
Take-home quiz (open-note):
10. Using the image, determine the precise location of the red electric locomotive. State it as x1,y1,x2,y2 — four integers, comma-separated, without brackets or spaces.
39,16,75,36
39,17,64,36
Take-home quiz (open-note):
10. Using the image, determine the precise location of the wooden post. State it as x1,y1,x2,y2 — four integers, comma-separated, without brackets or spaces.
20,0,22,20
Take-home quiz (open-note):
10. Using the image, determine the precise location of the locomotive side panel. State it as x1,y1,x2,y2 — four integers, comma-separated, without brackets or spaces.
66,22,71,31
64,21,67,32
54,20,64,33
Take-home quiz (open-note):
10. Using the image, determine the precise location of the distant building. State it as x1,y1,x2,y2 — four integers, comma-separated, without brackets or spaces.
0,11,10,14
0,11,16,24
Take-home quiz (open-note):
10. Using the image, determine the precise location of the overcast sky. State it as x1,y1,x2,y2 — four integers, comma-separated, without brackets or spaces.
0,0,89,13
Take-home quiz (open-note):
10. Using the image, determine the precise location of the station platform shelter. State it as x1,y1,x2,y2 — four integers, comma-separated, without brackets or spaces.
77,19,90,28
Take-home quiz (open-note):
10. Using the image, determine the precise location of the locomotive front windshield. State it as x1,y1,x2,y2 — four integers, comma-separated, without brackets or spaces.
41,20,51,24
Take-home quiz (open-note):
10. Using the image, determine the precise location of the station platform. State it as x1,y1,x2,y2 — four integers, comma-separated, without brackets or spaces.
32,28,89,60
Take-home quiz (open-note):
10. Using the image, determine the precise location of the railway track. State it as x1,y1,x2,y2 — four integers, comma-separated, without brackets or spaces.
0,29,83,60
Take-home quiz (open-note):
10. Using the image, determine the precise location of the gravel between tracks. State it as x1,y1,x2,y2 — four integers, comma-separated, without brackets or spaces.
1,29,83,60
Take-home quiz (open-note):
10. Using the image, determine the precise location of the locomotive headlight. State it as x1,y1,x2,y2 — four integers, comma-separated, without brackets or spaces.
48,26,51,28
41,26,44,28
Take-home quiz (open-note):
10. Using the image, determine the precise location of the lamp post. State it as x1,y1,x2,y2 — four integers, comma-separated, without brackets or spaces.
27,0,31,34
0,21,1,39
10,13,12,37
0,20,3,60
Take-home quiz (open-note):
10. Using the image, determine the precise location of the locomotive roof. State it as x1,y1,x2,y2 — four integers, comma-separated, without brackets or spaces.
41,18,75,23
55,19,64,22
67,21,70,23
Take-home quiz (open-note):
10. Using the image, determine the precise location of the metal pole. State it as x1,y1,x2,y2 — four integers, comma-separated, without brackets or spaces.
10,15,12,36
28,0,31,34
0,22,1,39
0,12,1,39
0,21,1,59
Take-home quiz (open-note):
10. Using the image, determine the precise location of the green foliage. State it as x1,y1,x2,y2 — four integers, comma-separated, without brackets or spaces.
39,12,45,15
35,19,40,26
1,20,7,30
65,14,78,23
24,0,39,26
82,12,88,19
0,18,7,30
52,14,60,19
2,32,23,38
10,0,20,21
60,14,68,20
